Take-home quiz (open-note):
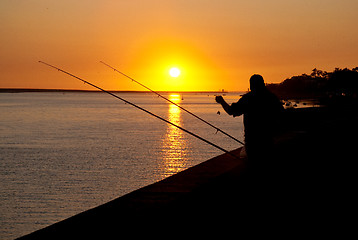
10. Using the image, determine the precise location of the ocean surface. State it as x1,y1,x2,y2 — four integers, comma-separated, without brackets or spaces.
0,91,245,239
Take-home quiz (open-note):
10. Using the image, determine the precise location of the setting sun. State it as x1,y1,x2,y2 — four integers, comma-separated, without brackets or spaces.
1,0,356,92
169,67,181,78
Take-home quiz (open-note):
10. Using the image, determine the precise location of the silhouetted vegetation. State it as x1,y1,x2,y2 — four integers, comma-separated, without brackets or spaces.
267,67,358,106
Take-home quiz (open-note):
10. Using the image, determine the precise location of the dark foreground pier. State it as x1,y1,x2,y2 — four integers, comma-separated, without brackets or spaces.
17,107,357,238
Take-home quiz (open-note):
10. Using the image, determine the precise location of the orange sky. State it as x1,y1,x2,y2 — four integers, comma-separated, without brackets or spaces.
1,0,357,91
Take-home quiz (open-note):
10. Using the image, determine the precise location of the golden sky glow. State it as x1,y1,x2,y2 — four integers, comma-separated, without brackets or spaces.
1,0,357,91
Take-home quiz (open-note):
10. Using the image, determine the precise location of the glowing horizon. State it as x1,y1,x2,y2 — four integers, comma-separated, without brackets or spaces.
1,0,357,91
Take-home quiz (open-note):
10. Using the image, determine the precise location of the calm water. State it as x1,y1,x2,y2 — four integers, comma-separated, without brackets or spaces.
0,91,244,239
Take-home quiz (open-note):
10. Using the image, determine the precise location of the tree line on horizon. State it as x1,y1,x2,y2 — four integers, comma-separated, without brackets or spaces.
267,67,358,101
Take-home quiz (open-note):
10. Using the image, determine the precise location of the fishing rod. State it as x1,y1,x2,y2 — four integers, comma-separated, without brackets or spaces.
38,61,240,160
100,61,244,146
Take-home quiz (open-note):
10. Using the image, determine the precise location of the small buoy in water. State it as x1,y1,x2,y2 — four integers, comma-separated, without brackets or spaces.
217,111,221,115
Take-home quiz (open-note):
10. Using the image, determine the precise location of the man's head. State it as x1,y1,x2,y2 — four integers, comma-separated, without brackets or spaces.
250,74,265,92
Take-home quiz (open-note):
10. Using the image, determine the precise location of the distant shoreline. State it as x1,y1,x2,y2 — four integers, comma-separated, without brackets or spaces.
0,88,235,94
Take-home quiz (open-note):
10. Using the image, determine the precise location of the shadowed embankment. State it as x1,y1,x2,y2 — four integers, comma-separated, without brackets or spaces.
17,106,357,238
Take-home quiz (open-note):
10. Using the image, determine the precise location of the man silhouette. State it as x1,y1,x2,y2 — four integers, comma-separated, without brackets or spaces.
216,74,283,169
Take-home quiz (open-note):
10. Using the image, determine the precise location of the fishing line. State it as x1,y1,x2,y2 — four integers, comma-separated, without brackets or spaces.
100,61,244,145
38,61,240,159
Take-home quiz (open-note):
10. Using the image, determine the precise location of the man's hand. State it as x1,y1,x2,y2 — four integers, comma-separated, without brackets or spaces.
215,95,232,116
215,95,224,104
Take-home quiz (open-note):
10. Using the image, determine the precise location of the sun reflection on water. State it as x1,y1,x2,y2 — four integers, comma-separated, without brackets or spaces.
159,94,188,178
